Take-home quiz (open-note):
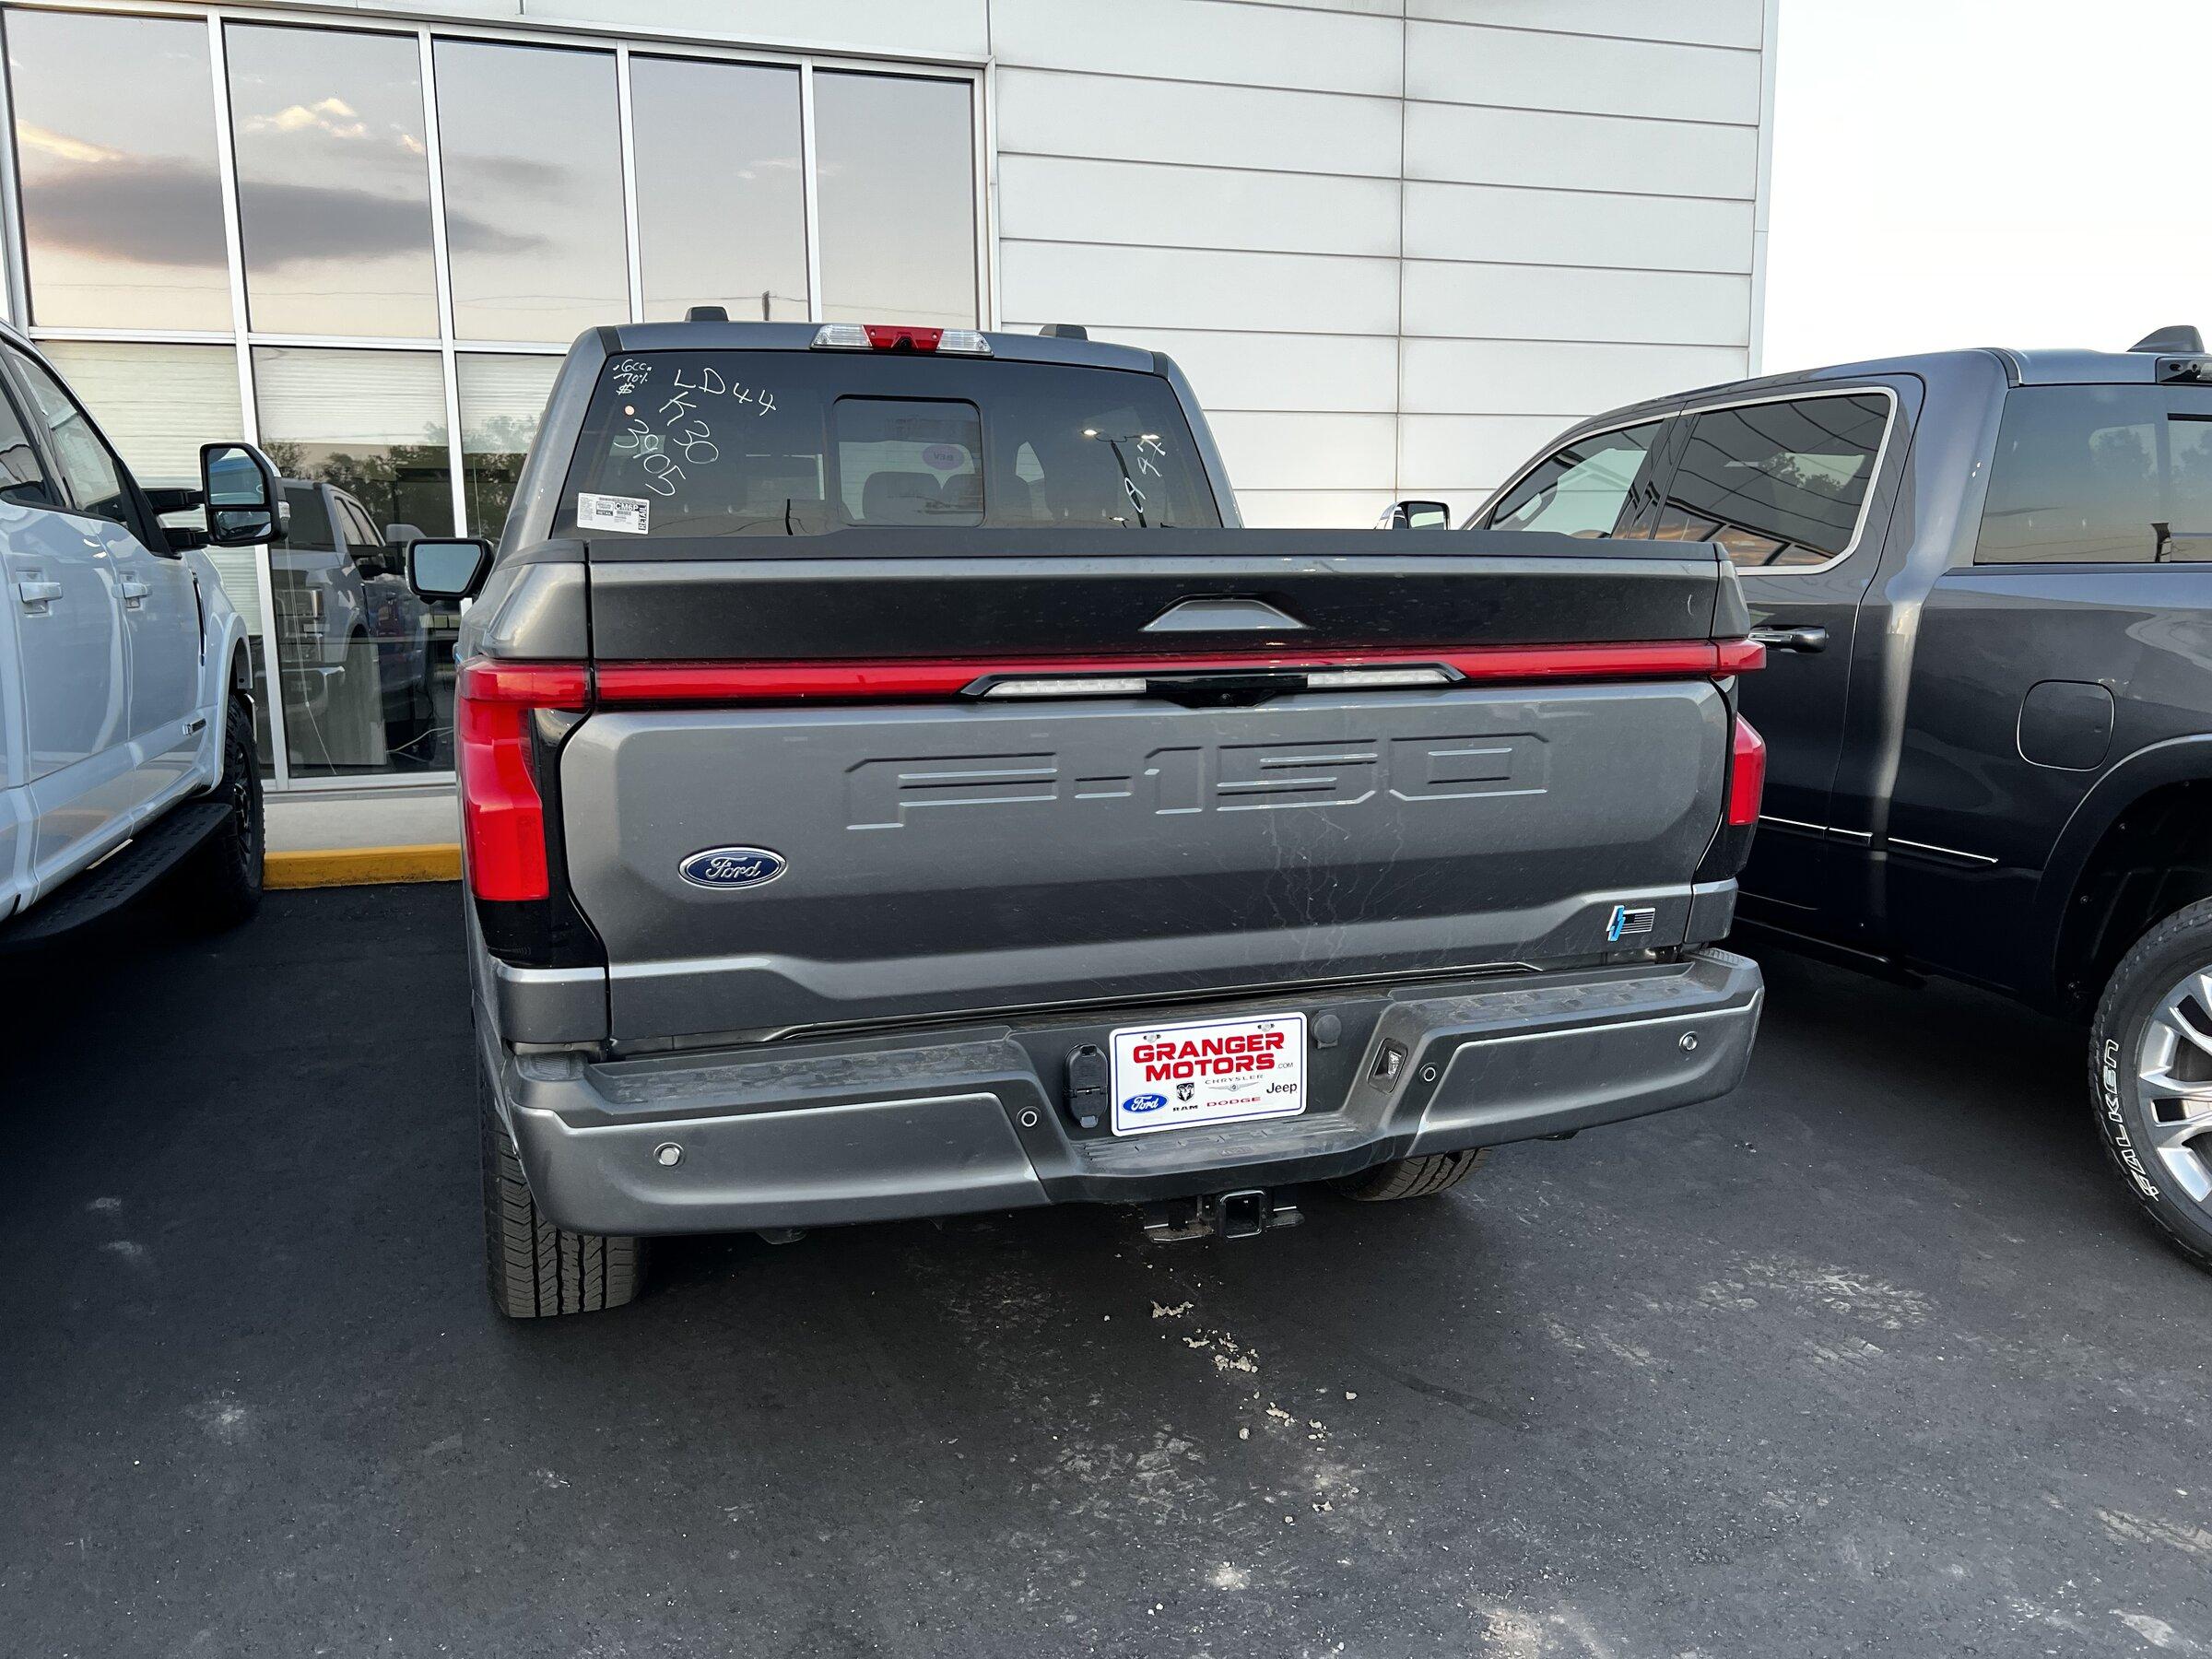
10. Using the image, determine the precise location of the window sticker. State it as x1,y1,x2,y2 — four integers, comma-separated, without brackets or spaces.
577,491,651,535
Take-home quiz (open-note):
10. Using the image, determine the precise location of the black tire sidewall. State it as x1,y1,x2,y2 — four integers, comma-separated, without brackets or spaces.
176,688,264,928
2090,900,2212,1266
220,688,265,899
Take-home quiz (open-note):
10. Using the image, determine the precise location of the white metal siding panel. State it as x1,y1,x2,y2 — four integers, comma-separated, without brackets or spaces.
1237,489,1399,528
1000,241,1399,336
1405,19,1761,124
1403,261,1751,347
995,68,1402,177
995,325,1401,415
991,0,1403,98
1399,338,1747,416
1407,0,1761,52
1404,101,1758,199
1402,180,1753,273
1396,413,1578,493
1237,0,1403,14
519,0,990,57
1208,412,1399,493
998,156,1400,259
980,1,1769,524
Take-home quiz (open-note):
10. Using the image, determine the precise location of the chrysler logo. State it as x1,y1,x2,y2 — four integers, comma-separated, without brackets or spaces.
678,846,788,890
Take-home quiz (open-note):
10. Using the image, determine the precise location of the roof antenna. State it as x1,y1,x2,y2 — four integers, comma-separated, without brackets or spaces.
685,304,729,323
1039,323,1088,340
2129,324,2204,354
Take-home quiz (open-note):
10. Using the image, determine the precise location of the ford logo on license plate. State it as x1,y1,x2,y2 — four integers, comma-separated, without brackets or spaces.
678,846,788,890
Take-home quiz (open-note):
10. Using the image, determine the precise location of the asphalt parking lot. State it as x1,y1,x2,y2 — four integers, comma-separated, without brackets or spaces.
5,888,2211,1658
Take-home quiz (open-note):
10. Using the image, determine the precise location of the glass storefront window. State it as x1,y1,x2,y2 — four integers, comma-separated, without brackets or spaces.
815,72,977,331
0,19,983,789
630,56,806,324
457,353,560,538
254,346,453,779
433,40,626,344
6,10,230,330
35,340,281,773
226,23,438,339
35,340,242,488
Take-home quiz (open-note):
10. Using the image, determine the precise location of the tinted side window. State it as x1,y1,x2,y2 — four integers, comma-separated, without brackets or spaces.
346,500,388,552
1486,421,1665,538
0,383,53,508
280,481,336,552
6,347,133,525
1974,384,2212,564
1656,393,1889,569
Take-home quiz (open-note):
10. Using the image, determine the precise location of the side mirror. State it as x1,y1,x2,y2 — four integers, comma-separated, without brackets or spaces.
199,442,282,547
1376,500,1453,531
406,536,494,602
384,522,426,550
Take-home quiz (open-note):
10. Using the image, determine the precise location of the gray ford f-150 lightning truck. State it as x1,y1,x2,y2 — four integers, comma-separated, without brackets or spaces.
408,318,1771,1318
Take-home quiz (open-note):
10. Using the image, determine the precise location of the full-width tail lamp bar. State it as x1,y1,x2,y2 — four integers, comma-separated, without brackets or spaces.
453,641,1764,904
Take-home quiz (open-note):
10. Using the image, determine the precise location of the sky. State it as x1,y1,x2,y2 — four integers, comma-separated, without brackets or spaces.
1762,0,2212,372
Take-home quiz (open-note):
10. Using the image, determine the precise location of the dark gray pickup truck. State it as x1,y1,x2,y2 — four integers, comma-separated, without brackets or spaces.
1453,327,2212,1270
409,319,1769,1317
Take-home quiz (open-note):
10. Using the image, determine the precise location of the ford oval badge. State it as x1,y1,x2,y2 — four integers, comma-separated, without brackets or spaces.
678,846,787,890
1123,1092,1167,1114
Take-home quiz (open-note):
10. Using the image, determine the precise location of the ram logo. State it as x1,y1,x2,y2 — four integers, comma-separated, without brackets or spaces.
678,846,788,890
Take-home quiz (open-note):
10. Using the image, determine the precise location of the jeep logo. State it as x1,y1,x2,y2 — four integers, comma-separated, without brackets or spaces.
845,735,1545,830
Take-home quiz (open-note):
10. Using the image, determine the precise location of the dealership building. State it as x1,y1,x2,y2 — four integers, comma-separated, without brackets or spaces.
0,0,1776,836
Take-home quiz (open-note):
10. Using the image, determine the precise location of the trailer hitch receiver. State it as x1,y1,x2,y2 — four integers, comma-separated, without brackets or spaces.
1142,1188,1303,1243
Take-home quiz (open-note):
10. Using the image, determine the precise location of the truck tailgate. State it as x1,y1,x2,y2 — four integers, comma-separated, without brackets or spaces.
554,529,1751,1042
562,679,1730,1038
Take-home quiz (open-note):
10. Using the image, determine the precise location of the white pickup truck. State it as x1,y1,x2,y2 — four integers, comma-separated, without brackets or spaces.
0,323,273,944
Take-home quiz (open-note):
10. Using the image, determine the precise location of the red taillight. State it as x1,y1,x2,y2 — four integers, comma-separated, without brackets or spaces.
865,324,941,352
1727,714,1767,828
592,640,1767,706
455,662,587,902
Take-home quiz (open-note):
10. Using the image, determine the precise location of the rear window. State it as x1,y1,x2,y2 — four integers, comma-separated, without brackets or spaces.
559,349,1221,536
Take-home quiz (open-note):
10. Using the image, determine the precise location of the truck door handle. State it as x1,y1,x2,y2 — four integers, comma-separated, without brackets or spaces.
16,577,62,609
118,575,149,608
1750,624,1828,653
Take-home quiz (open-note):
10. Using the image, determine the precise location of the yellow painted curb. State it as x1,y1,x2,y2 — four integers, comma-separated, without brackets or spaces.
267,843,462,889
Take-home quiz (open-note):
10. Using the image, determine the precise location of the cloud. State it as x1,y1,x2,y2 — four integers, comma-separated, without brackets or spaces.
244,97,368,141
20,157,538,269
16,121,123,166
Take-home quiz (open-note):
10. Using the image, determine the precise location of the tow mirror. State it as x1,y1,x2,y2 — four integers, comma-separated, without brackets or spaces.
199,442,282,547
406,536,494,602
1377,499,1452,530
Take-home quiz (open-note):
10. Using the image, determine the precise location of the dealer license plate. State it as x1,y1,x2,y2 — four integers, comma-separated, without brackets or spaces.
1110,1011,1308,1136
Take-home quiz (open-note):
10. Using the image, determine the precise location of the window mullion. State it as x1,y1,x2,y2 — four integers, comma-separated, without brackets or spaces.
800,61,823,323
417,27,467,539
206,10,290,791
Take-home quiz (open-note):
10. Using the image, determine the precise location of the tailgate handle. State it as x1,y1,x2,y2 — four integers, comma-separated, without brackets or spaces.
1142,596,1306,634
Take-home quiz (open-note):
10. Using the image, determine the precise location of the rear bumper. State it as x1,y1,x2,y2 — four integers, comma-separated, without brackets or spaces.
495,949,1763,1237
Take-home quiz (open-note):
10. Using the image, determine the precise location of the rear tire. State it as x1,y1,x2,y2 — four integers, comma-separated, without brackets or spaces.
479,1060,648,1317
172,688,263,932
2089,899,2212,1271
1333,1147,1488,1202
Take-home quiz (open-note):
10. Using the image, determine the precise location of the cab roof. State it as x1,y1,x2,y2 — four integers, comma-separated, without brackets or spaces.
596,320,1160,376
